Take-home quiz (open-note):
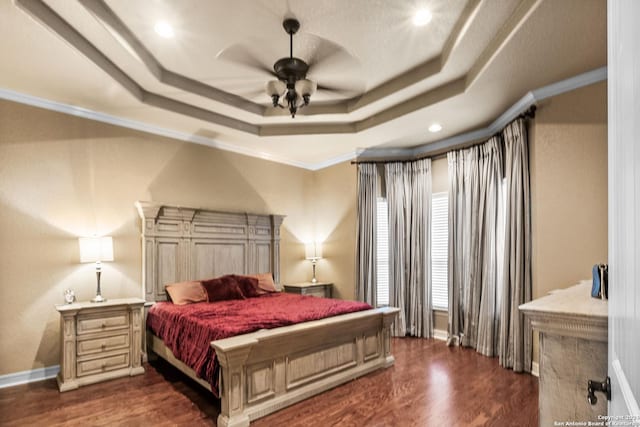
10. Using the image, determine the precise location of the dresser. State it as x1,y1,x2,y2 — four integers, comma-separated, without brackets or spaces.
56,298,145,392
283,282,333,298
520,281,608,425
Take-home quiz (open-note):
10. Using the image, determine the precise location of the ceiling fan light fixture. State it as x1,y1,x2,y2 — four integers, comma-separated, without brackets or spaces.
266,80,286,106
265,19,318,118
266,80,286,96
295,79,317,98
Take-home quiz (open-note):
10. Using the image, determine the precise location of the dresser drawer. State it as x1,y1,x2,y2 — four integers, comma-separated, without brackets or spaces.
77,352,130,377
77,311,129,335
77,332,130,356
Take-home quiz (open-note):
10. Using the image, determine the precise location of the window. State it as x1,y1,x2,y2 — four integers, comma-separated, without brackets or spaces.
375,193,449,310
376,197,389,306
431,193,449,310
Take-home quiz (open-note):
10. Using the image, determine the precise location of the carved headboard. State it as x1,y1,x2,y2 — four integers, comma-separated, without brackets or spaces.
136,201,285,303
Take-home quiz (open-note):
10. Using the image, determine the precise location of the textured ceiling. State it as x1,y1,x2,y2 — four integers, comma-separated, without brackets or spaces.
0,0,606,168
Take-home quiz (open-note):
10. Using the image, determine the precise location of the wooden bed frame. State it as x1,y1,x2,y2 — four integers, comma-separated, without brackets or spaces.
136,202,398,427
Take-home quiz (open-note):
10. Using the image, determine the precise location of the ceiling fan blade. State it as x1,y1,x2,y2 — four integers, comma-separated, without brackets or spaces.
305,37,356,70
298,34,366,97
216,42,276,78
316,83,360,97
302,35,361,77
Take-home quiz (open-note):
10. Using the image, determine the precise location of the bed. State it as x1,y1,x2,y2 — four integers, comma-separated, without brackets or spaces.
136,202,399,427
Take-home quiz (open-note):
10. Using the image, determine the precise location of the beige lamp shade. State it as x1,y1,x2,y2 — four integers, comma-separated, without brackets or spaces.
79,236,114,263
305,242,323,260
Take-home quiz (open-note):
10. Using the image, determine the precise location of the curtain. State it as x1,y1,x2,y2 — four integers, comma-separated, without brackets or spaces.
499,119,532,372
446,137,504,356
356,164,378,306
385,159,432,338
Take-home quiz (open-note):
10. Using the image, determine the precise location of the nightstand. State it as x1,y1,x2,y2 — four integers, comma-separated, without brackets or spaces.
55,298,145,392
283,282,333,298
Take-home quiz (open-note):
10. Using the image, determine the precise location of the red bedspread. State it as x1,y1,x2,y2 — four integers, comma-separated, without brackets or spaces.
147,293,372,397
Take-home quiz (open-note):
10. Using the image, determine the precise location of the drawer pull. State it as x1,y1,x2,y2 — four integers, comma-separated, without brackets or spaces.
101,323,106,328
101,363,106,370
101,344,106,350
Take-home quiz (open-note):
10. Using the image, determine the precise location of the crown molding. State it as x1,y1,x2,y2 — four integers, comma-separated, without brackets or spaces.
306,149,364,171
0,87,313,169
0,67,606,171
359,66,608,161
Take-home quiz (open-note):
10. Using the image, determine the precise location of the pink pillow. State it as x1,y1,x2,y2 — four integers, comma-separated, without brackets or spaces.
229,275,261,298
249,273,278,293
202,276,246,302
165,281,207,305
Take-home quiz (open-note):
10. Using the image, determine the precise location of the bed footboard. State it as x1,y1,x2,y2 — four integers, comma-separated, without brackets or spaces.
213,306,399,427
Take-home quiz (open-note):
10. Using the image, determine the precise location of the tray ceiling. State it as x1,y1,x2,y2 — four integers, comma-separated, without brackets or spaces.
0,0,606,168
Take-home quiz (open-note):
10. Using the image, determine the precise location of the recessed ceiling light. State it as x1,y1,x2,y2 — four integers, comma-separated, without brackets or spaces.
413,9,432,27
429,123,442,133
154,21,174,38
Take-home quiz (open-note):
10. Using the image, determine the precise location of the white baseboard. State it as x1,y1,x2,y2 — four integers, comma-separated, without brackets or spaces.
531,361,539,377
433,329,448,341
0,365,59,389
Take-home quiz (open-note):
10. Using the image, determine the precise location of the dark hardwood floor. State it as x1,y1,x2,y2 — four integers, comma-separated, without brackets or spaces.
0,338,538,426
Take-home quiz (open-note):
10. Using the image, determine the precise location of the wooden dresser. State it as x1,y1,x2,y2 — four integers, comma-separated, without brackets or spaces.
283,282,333,298
56,298,145,392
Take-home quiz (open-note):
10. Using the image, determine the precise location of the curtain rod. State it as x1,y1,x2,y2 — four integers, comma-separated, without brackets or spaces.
351,105,536,165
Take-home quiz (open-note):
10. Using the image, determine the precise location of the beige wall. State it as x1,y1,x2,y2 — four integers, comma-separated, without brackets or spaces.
529,81,608,364
0,100,315,375
312,162,358,299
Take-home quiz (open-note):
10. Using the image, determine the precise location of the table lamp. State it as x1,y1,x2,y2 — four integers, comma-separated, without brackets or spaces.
305,242,323,283
79,236,114,303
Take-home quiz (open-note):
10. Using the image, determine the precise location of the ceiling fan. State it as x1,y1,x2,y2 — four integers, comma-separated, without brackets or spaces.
266,18,315,118
217,18,364,118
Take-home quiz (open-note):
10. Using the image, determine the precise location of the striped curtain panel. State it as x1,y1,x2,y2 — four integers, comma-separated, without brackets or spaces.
356,164,379,306
447,118,532,373
385,159,432,338
499,118,532,373
446,137,504,356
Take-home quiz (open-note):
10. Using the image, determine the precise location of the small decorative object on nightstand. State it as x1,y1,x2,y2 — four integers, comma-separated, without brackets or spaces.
55,298,145,392
284,282,333,298
63,289,76,304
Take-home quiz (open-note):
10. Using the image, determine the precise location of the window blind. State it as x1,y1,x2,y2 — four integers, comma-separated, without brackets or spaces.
431,192,449,310
376,197,389,306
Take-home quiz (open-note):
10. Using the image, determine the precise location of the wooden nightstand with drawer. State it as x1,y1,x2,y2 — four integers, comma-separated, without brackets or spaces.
283,282,333,298
55,298,145,392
